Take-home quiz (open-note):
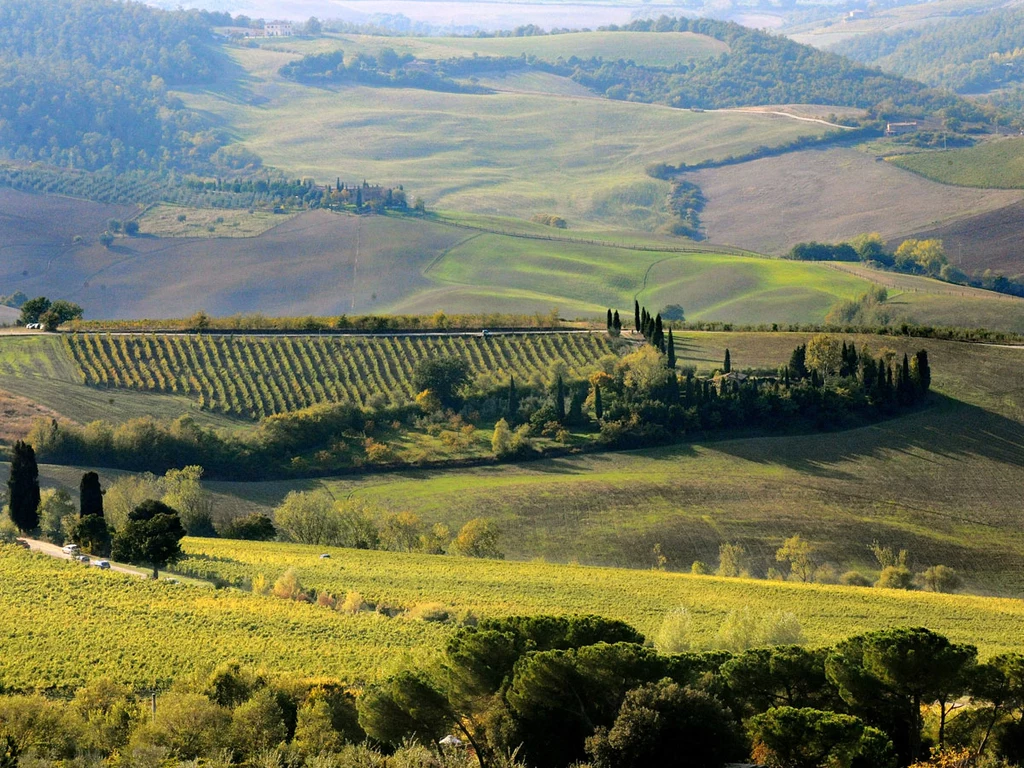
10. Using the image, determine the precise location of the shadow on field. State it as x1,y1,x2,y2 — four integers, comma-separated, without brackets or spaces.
712,395,1024,478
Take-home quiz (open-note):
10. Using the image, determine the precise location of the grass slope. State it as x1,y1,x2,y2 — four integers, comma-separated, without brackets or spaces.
891,137,1024,189
177,45,828,229
199,333,1024,596
0,335,238,428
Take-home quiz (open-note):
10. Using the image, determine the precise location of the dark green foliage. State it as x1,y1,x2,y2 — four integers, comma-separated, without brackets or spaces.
0,734,18,768
594,383,603,421
833,7,1024,94
7,440,40,533
70,514,111,557
788,344,808,379
0,0,227,172
554,375,566,422
279,50,486,94
722,646,839,718
723,349,731,373
220,514,277,541
18,297,50,325
748,707,895,768
786,243,859,262
606,309,612,330
586,680,745,768
634,300,640,333
612,310,621,333
915,350,931,393
79,472,103,518
412,356,470,409
666,330,675,369
664,181,706,239
506,375,519,423
111,500,185,578
582,17,985,120
356,671,453,748
826,627,977,763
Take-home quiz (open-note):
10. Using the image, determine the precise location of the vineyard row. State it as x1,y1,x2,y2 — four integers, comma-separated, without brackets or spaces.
64,333,617,419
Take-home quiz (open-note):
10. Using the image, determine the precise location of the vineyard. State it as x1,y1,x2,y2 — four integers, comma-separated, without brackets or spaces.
176,538,1024,657
63,333,619,418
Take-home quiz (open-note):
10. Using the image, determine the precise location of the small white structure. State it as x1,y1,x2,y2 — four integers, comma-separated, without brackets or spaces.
264,21,293,37
885,121,919,136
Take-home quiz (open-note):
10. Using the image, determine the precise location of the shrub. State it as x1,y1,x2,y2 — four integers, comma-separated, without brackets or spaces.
840,571,873,587
408,602,451,622
339,591,364,615
272,569,304,601
450,518,503,559
654,606,692,653
920,565,963,593
690,560,710,575
877,565,916,590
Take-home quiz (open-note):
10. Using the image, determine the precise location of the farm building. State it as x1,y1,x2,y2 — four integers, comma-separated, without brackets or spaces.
885,121,919,136
264,21,293,36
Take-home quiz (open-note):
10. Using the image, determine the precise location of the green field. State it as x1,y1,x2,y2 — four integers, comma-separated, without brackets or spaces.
891,137,1024,188
176,45,829,230
1,537,1023,692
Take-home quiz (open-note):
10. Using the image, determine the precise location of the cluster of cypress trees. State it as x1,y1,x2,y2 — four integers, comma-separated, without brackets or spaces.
605,309,622,336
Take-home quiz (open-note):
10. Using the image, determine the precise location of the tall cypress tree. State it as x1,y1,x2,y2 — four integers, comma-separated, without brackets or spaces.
653,314,664,350
724,349,731,373
555,375,566,422
634,300,641,333
613,310,621,332
666,329,676,368
7,441,40,533
606,309,613,331
594,384,603,420
506,375,518,423
915,349,931,393
80,472,103,518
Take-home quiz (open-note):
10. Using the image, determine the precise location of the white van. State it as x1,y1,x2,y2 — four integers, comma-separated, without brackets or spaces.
61,544,80,554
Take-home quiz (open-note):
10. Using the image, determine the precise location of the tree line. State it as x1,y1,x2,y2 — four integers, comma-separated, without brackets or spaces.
785,235,1024,300
0,615,1020,768
279,49,489,94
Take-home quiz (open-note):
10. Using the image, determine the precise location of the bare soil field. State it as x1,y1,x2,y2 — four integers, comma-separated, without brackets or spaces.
0,191,468,318
0,388,70,444
687,147,1024,255
889,199,1024,276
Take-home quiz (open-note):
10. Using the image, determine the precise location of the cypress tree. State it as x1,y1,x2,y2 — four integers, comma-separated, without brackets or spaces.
653,314,664,350
606,309,613,331
613,310,621,332
555,375,566,422
634,300,641,333
80,472,103,518
506,375,518,423
915,349,931,393
840,341,849,377
594,384,603,420
666,329,676,368
724,349,731,373
7,441,40,533
848,343,859,374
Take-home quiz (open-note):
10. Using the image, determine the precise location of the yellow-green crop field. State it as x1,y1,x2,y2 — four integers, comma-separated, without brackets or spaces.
2,537,1023,692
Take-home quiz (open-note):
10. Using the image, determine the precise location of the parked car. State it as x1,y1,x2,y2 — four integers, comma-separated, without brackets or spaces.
319,553,331,559
92,560,111,570
75,555,90,564
61,544,80,554
14,539,30,550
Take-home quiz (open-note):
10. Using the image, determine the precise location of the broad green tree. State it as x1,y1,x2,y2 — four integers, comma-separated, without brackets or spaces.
111,499,185,579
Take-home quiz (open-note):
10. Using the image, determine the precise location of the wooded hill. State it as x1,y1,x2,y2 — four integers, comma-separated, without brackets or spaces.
0,0,226,172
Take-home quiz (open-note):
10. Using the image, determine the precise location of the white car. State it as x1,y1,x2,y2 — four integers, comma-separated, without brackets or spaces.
92,560,111,570
75,555,90,564
319,553,331,559
61,544,80,554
